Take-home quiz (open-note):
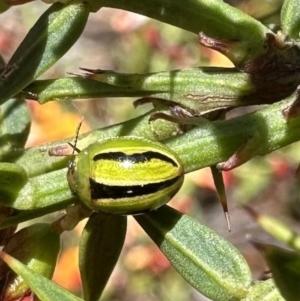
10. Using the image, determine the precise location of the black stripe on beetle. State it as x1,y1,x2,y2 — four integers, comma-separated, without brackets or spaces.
93,151,178,167
90,176,181,200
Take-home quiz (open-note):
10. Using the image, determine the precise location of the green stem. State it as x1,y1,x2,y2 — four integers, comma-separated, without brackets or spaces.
88,0,270,64
8,93,300,217
0,199,73,229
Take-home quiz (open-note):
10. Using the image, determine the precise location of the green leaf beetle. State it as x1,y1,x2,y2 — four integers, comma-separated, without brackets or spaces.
67,128,184,214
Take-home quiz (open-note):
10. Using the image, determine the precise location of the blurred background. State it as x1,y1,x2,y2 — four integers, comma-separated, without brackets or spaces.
1,0,300,300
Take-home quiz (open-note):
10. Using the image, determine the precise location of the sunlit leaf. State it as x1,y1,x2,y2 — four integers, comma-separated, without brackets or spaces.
135,205,252,301
0,252,83,301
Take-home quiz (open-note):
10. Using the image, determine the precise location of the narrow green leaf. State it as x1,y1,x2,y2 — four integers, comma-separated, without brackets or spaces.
45,66,297,124
0,223,61,300
22,77,153,104
77,68,265,113
0,251,83,301
0,1,90,104
135,205,252,301
0,223,60,277
79,213,127,301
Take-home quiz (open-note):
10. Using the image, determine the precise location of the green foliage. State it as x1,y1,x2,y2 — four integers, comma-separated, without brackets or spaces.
135,206,252,301
0,223,61,300
0,251,84,301
1,0,300,300
79,213,127,301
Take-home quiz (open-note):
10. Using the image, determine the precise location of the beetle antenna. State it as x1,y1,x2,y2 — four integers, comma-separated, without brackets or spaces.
68,118,83,154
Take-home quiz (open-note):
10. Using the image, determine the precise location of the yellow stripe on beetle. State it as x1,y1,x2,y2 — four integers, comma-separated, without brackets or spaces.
67,137,184,214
